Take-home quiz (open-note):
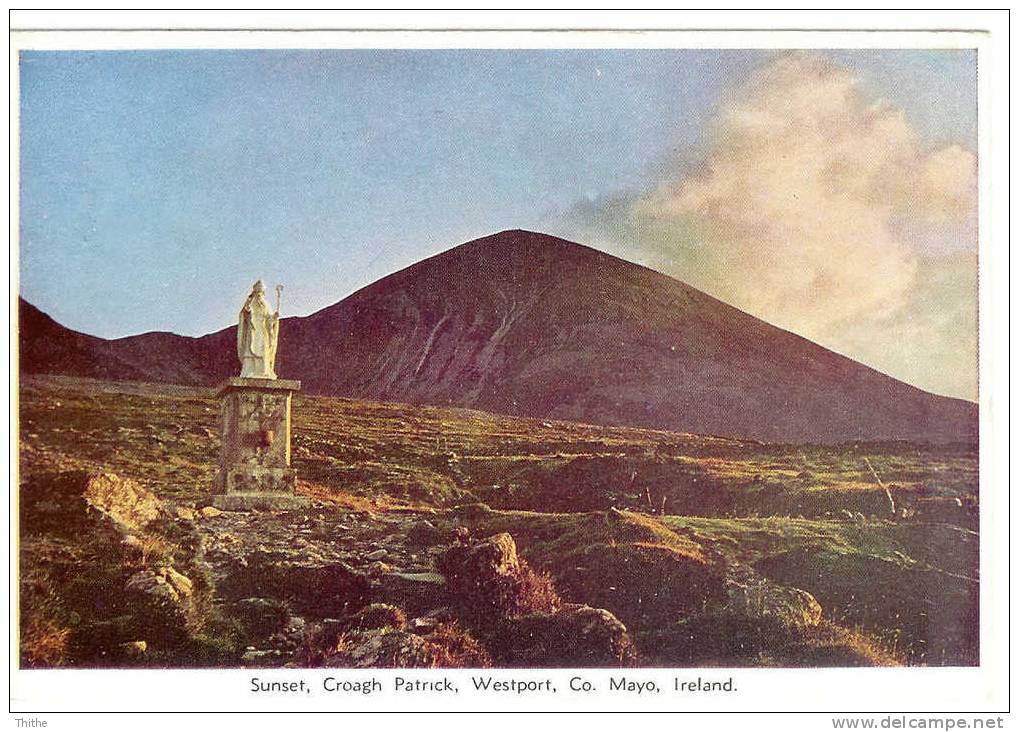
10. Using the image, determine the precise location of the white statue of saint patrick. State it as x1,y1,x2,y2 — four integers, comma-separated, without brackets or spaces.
237,280,281,379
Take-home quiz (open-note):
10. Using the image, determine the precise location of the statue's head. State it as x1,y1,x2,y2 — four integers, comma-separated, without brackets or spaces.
252,280,265,294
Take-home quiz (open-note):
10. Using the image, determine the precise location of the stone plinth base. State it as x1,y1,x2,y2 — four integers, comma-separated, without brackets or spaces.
212,377,303,512
214,466,298,495
212,492,310,511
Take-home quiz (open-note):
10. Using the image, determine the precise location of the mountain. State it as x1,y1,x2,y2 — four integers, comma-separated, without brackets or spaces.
18,230,977,443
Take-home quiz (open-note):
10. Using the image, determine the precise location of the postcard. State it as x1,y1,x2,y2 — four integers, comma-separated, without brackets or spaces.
8,10,1011,727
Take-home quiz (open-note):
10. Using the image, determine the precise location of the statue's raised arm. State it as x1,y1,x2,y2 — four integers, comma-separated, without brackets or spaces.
237,280,280,379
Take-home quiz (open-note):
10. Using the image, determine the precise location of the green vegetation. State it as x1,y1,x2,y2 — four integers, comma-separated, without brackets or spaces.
18,375,978,667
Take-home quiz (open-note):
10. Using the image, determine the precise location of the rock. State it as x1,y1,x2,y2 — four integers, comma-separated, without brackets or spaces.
320,625,491,668
230,597,290,639
126,566,194,605
314,618,346,640
121,534,145,553
118,640,147,657
410,617,442,633
722,565,822,630
374,572,448,617
365,549,388,561
123,565,201,645
438,533,560,623
200,506,223,519
492,604,638,667
659,564,824,663
21,470,164,534
163,566,194,597
392,571,446,585
345,603,407,632
443,532,518,577
754,544,979,665
406,520,443,545
409,607,456,634
81,473,163,529
452,503,493,521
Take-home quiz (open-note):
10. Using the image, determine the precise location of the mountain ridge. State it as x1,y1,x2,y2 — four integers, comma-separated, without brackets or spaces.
18,229,977,443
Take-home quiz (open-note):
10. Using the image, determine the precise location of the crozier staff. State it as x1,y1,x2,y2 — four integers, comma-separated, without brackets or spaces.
237,280,281,379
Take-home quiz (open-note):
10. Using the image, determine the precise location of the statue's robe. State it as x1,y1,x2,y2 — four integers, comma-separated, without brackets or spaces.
237,294,279,379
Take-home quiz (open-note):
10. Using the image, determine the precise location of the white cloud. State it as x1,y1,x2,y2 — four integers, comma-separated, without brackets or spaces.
570,52,978,400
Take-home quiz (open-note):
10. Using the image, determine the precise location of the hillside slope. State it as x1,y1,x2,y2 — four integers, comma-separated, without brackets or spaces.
18,230,977,443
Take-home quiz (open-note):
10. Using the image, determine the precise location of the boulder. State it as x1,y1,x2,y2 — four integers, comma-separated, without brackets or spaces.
438,533,559,623
80,473,163,530
123,565,201,644
229,597,290,639
656,564,823,663
21,470,163,535
447,532,519,576
125,566,194,606
722,565,822,630
406,520,444,545
491,603,638,667
118,640,147,658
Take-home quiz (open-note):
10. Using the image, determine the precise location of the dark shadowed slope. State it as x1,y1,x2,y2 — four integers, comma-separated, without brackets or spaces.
18,300,150,382
18,230,977,443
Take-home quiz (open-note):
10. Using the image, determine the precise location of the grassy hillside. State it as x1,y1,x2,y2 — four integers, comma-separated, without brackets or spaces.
18,375,979,668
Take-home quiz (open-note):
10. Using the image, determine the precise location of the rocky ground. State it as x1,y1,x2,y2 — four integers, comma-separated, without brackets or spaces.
18,376,979,669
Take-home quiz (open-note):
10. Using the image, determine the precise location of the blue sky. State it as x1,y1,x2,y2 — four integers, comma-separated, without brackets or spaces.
18,48,977,397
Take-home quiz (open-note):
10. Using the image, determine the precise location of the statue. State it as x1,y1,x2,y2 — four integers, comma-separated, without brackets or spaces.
214,280,303,509
237,280,282,379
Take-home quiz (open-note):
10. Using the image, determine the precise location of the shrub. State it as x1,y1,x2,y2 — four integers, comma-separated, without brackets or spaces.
438,533,561,625
21,616,71,667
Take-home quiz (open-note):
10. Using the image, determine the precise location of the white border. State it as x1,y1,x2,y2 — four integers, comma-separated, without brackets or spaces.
6,12,1011,724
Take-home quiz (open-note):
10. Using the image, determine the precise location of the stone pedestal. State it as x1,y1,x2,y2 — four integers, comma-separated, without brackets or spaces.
212,377,309,511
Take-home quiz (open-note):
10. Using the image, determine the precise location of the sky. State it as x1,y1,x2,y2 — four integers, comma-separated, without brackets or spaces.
18,48,978,400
